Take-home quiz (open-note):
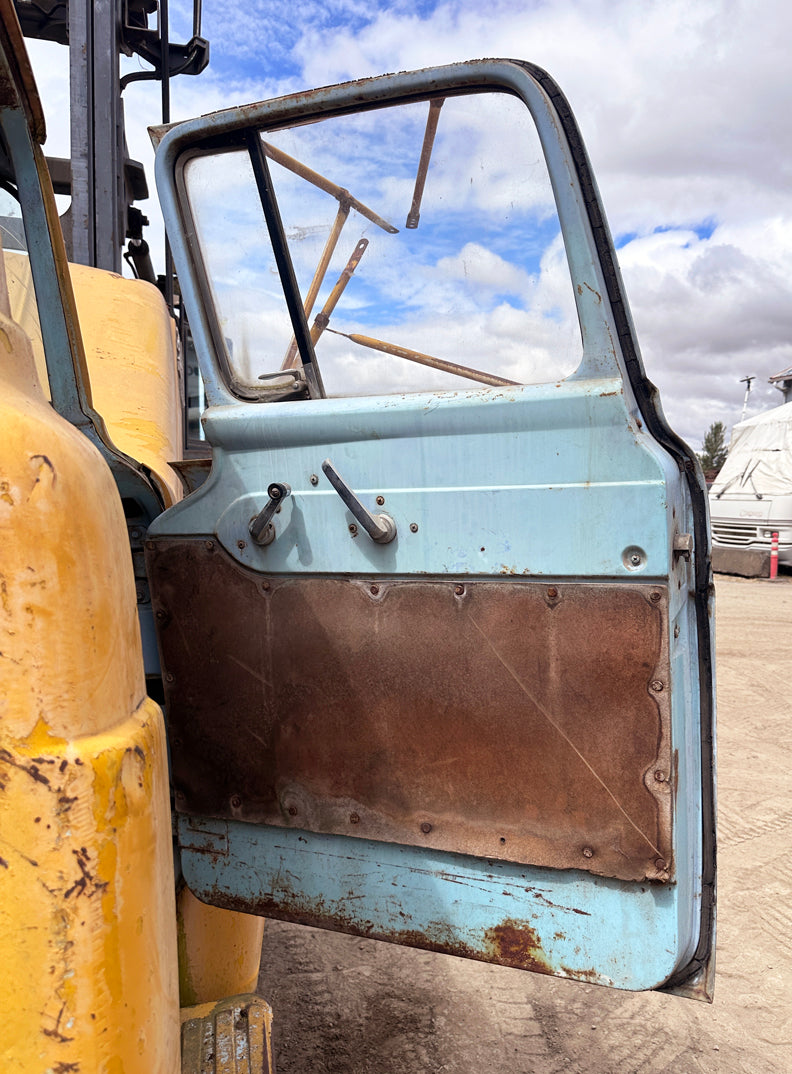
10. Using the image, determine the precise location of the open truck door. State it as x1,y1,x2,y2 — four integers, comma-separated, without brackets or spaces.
147,61,715,1000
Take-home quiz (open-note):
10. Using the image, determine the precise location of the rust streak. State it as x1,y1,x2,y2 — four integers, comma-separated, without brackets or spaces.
467,613,663,858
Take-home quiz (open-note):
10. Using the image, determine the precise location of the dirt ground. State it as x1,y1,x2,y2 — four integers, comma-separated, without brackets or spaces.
257,573,792,1073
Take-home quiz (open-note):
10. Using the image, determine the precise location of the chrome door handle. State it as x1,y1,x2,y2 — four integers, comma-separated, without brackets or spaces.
321,459,396,544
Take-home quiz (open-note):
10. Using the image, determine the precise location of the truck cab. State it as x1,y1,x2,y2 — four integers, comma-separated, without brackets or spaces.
0,6,716,1072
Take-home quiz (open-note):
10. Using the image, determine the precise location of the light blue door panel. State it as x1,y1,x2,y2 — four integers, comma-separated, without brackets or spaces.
179,818,696,992
149,59,715,999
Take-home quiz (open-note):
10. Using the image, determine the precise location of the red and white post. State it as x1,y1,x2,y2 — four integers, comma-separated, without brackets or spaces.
770,531,779,580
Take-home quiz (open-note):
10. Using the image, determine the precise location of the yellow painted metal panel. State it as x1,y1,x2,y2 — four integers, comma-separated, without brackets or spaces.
0,244,180,1071
0,702,180,1074
4,251,184,507
177,885,265,1006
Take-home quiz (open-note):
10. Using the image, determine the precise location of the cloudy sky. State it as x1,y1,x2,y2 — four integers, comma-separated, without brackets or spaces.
27,0,792,450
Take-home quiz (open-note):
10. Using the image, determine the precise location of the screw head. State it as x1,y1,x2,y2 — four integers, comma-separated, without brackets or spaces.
370,584,380,595
654,769,666,782
230,794,242,809
420,822,433,834
155,609,167,620
622,545,646,570
350,812,360,824
349,523,358,536
205,540,215,552
376,495,385,506
287,805,298,817
582,846,594,859
655,858,667,872
237,539,247,550
454,584,465,596
650,591,662,603
547,586,558,599
650,680,664,693
261,580,270,591
410,522,419,533
310,473,319,485
165,672,174,684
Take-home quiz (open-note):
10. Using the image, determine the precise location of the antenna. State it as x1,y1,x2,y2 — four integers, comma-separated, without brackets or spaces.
740,375,755,422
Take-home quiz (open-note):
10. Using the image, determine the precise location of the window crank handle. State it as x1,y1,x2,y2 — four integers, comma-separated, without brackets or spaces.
321,459,396,544
249,481,291,545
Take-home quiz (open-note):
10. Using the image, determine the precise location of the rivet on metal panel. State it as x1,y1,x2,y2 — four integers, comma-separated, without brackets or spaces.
582,846,594,858
237,540,247,550
205,540,215,552
650,680,665,693
420,822,432,834
350,812,360,824
349,523,358,537
410,523,419,533
655,858,667,871
376,496,385,506
230,795,242,809
287,806,298,817
165,672,174,683
310,474,319,485
546,586,558,600
370,584,380,596
654,769,666,782
649,591,662,603
261,581,270,591
454,584,465,596
155,608,167,621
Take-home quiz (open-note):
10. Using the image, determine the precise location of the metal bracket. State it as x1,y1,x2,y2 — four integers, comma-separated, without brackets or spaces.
673,533,693,561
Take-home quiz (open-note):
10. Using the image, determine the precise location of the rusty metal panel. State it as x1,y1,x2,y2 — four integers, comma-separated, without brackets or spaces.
148,537,672,883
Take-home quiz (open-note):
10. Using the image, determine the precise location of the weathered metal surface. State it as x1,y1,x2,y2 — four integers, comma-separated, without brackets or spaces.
170,455,212,495
149,537,672,883
180,994,273,1074
178,818,689,991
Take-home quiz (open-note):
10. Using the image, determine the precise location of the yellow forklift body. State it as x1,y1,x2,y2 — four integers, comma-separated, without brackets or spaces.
4,252,184,507
0,241,182,1071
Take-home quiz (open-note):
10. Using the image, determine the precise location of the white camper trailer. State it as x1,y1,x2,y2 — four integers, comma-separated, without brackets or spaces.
710,401,792,575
